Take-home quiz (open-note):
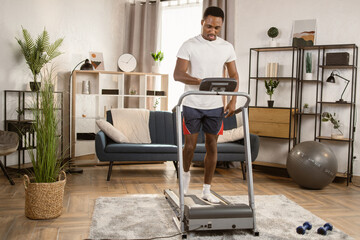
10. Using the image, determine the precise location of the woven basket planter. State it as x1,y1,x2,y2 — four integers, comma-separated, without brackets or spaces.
24,171,66,220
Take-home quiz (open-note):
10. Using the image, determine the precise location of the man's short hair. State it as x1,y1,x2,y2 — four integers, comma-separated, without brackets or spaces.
203,6,224,21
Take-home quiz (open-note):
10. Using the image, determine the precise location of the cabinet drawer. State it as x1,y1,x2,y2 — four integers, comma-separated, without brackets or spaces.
249,107,297,138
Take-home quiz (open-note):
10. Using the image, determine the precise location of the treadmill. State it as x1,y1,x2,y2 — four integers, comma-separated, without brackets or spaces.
164,78,259,238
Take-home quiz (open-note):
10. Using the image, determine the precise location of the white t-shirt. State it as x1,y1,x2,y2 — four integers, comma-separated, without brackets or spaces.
176,34,237,109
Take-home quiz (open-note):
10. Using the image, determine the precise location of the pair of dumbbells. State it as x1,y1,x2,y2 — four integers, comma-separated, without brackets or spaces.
296,222,333,235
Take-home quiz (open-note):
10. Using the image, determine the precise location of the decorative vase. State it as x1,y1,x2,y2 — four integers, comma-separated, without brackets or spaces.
305,72,313,80
151,62,160,73
267,100,274,108
30,82,41,92
331,125,344,139
270,38,277,47
303,107,310,114
82,80,90,94
24,171,66,219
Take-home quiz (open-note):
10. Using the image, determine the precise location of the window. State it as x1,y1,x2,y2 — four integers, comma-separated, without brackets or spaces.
160,1,202,110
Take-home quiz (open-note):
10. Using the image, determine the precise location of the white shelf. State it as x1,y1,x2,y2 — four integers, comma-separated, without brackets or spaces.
71,70,169,158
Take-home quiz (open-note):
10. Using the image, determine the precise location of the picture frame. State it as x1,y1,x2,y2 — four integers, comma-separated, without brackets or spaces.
292,19,316,47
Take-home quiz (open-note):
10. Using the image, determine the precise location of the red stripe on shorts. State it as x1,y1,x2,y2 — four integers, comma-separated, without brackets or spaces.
217,121,224,135
183,118,191,135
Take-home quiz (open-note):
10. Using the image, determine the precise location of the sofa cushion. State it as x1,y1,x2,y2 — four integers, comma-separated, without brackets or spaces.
218,126,244,143
194,142,244,153
149,111,176,145
105,143,177,153
96,120,130,143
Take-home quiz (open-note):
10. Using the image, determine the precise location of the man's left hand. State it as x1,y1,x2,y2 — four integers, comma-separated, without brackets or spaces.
224,100,236,118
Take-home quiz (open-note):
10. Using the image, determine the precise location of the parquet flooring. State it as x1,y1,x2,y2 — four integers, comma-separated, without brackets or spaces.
1,162,359,240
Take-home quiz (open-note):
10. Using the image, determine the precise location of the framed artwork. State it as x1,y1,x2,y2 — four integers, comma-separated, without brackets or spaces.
292,19,316,47
89,52,105,70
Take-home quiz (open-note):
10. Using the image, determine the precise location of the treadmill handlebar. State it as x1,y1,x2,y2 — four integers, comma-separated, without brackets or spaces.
172,91,251,113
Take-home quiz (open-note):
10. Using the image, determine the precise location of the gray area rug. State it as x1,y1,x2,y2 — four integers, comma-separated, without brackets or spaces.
89,194,351,240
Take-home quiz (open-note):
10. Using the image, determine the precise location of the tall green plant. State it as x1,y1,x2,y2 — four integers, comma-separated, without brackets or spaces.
265,79,280,100
28,67,63,183
306,52,312,73
16,27,63,83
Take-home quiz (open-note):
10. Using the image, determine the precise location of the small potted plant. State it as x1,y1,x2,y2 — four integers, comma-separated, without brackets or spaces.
321,112,344,139
265,79,280,107
303,103,310,113
305,52,312,80
16,27,63,91
267,27,279,47
150,51,164,73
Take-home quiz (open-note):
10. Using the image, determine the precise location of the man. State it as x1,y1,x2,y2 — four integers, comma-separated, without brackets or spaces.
173,6,239,203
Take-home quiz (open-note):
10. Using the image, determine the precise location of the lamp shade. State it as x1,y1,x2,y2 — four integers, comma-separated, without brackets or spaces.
326,72,335,83
80,59,94,70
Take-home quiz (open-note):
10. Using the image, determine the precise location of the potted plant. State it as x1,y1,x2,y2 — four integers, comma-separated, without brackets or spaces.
150,51,164,73
321,112,344,139
305,52,312,80
265,79,280,107
23,66,66,220
303,103,310,113
267,27,279,47
16,27,63,91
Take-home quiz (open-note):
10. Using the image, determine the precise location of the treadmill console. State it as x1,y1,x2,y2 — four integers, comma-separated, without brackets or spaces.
199,78,237,92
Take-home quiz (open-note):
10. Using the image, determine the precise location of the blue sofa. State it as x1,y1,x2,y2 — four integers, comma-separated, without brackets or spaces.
95,110,259,181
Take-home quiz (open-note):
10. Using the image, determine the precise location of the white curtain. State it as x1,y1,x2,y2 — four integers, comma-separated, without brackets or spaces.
203,0,235,45
124,0,161,73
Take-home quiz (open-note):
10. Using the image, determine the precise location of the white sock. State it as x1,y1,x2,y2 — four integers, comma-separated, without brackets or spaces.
183,171,190,194
201,184,220,203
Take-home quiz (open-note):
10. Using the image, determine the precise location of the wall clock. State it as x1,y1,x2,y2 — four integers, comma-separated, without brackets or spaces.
118,53,137,72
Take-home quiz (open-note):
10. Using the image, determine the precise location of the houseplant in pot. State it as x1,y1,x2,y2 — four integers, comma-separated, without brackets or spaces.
16,27,63,91
24,66,66,220
321,112,344,139
303,103,310,113
150,50,164,73
265,79,279,107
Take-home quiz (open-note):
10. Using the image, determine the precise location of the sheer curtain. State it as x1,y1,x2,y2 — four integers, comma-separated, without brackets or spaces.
203,0,235,44
160,1,203,110
124,0,161,73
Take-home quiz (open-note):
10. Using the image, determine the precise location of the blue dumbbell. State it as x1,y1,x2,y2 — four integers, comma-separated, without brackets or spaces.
317,223,333,235
296,222,312,235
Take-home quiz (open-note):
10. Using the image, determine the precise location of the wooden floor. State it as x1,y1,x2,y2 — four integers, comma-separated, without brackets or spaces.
1,162,360,240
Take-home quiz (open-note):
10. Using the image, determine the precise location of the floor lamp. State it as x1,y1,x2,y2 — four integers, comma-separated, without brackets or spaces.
67,59,94,174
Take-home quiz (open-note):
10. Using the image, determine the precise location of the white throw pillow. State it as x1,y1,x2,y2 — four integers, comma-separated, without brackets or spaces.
96,120,130,143
218,126,244,143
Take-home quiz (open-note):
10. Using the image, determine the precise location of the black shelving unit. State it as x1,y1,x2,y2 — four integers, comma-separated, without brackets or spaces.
3,90,64,170
249,44,358,185
297,44,358,185
248,46,299,152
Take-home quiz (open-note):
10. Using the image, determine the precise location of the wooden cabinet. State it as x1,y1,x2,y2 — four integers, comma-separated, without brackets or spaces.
249,107,297,138
71,70,168,158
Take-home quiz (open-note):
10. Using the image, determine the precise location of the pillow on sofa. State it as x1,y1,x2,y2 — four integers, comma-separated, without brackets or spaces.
218,126,244,143
96,120,130,143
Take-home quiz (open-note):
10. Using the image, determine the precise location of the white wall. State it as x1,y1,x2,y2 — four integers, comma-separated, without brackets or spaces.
234,0,360,176
1,0,359,176
0,0,126,165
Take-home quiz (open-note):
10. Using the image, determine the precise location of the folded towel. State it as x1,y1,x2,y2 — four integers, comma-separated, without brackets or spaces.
111,109,151,144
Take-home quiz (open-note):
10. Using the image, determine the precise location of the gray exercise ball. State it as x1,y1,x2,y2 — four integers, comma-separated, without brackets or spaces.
286,141,338,190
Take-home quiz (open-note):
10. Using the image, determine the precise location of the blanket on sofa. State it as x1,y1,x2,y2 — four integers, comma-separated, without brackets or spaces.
111,108,151,143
